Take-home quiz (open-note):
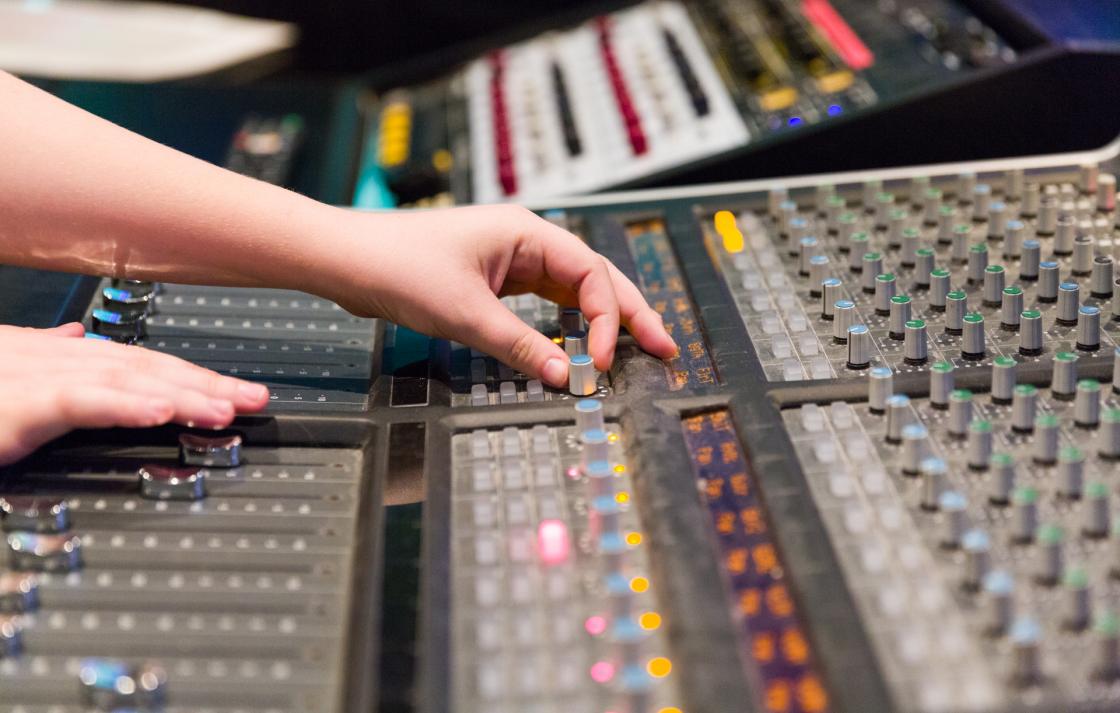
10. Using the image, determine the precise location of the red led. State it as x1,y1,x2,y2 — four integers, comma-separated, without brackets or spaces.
537,519,570,565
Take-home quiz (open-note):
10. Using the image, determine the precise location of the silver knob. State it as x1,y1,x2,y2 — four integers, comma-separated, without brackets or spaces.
1012,486,1039,543
887,208,908,250
901,423,929,476
797,236,819,274
972,184,991,220
940,490,968,547
849,234,870,271
914,248,934,287
808,255,830,296
769,188,789,217
574,398,605,432
1058,446,1086,499
1036,523,1064,585
920,456,946,509
961,313,986,359
821,278,842,319
1091,256,1115,298
1085,481,1111,538
1033,414,1060,465
1037,261,1060,302
1099,173,1117,212
861,253,882,293
923,187,943,225
967,242,988,283
982,265,1005,306
564,329,589,357
967,420,993,470
1077,305,1101,351
937,204,956,243
1095,612,1120,681
951,224,971,263
945,290,967,333
1075,379,1101,427
1011,617,1043,686
568,354,597,396
1057,282,1081,324
833,300,857,342
929,361,954,409
874,273,897,315
1000,287,1024,329
989,453,1016,505
963,529,991,590
1051,351,1079,401
1004,219,1025,259
1019,309,1043,355
1100,408,1120,460
1019,239,1040,280
1081,163,1100,194
903,319,927,364
875,191,895,229
885,394,912,443
846,324,872,369
1011,384,1038,432
1021,182,1040,217
1073,235,1095,276
991,356,1017,404
868,366,893,414
1054,214,1075,255
836,212,857,248
900,227,920,267
929,269,950,310
1005,169,1024,200
862,180,882,212
1037,194,1058,235
987,200,1006,239
888,295,911,338
983,571,1014,635
957,172,976,202
948,389,973,437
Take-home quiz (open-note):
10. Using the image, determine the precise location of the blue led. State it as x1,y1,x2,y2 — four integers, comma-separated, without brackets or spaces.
788,116,803,126
91,309,123,324
828,104,843,116
79,658,130,689
570,354,593,365
102,288,133,302
84,333,111,341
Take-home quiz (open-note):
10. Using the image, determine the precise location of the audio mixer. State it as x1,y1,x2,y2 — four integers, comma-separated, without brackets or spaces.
7,128,1120,713
354,0,1120,207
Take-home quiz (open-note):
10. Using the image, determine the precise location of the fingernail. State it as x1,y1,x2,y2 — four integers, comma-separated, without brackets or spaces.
238,382,269,402
542,357,568,388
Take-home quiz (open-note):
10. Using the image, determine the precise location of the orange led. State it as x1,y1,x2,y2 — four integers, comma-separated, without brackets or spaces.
629,576,650,593
647,657,672,678
615,492,630,505
658,708,683,713
639,612,662,630
625,532,642,546
613,464,626,474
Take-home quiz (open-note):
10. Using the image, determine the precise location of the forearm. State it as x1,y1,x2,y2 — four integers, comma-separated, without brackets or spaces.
0,71,346,292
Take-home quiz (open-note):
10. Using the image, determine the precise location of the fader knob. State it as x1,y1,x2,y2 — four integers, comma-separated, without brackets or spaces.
920,457,946,509
989,453,1016,505
1019,310,1043,355
0,497,69,534
967,243,988,284
1096,613,1120,681
568,355,597,396
1077,306,1102,351
821,278,842,318
1011,618,1042,686
945,291,967,334
885,395,912,443
1051,352,1079,401
967,420,993,470
1036,524,1064,585
139,465,206,501
903,320,927,363
833,301,856,341
1012,486,1039,543
983,571,1014,635
962,529,991,590
1037,262,1060,302
948,389,973,438
1057,283,1081,325
1091,256,1115,298
961,313,986,359
1005,169,1024,200
90,308,145,343
846,325,871,369
1011,385,1038,432
1033,414,1061,465
929,269,950,310
1057,446,1085,499
1084,482,1111,537
1074,380,1101,428
868,366,893,413
0,572,39,613
901,424,929,476
0,616,22,659
929,361,954,409
6,532,82,572
982,265,1005,306
1019,239,1040,280
940,491,968,547
1099,173,1117,212
575,399,605,433
179,433,241,467
1100,408,1120,459
991,357,1017,404
1000,287,1023,330
888,295,911,338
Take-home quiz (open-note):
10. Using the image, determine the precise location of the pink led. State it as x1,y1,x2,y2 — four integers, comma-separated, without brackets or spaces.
584,615,608,636
537,519,570,565
589,660,615,684
566,465,581,480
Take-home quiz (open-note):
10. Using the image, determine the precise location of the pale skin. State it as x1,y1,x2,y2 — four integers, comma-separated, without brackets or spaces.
0,72,677,464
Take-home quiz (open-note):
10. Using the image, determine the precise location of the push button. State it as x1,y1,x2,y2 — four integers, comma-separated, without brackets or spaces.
139,465,207,501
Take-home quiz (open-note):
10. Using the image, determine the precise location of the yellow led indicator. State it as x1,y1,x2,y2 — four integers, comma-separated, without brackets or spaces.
625,532,642,546
607,433,620,443
658,708,683,713
630,576,650,593
639,612,662,630
817,69,854,94
647,657,672,678
432,148,453,173
713,210,745,254
760,86,798,112
613,464,626,474
615,492,631,505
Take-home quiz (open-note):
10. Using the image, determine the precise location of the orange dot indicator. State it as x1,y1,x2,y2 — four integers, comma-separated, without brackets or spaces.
630,576,650,593
647,657,672,678
658,708,683,713
625,532,642,546
639,612,662,630
615,492,630,505
714,210,745,254
613,464,626,474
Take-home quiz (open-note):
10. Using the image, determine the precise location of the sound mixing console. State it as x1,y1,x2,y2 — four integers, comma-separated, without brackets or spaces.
8,121,1120,713
355,0,1120,207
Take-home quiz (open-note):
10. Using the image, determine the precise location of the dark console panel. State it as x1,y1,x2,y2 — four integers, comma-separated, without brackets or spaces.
353,0,1120,207
3,133,1120,712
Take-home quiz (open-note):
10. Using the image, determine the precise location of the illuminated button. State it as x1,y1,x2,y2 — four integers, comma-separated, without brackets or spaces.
101,285,154,318
760,87,798,112
79,659,167,711
91,308,145,343
0,496,70,533
537,519,570,566
7,532,82,572
0,572,39,613
138,465,207,501
0,615,22,659
714,210,744,253
179,433,241,467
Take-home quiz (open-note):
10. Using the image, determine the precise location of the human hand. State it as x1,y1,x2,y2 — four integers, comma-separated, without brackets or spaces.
321,205,678,387
0,323,269,465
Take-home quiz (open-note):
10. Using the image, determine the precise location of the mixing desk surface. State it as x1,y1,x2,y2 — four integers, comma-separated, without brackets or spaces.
6,131,1120,713
354,0,1120,208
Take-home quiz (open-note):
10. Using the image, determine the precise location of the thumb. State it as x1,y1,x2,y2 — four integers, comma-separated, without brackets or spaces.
41,322,86,337
467,296,571,388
